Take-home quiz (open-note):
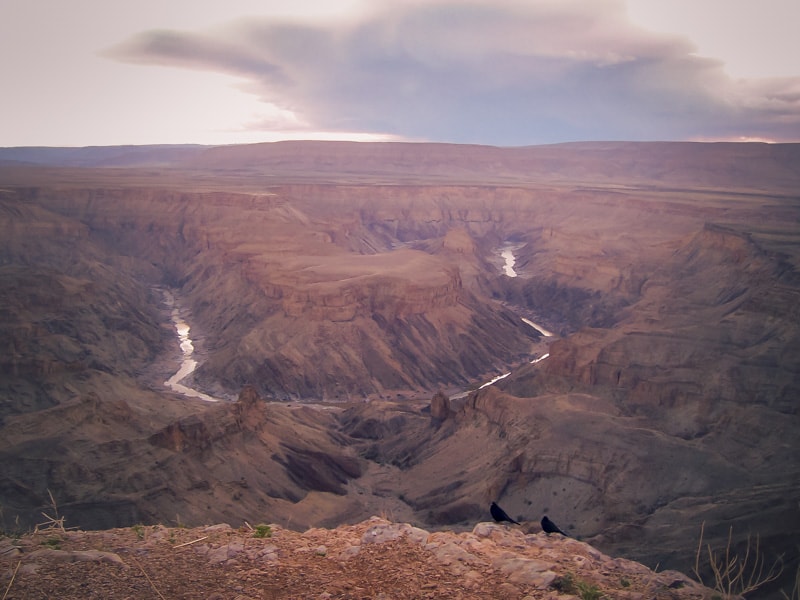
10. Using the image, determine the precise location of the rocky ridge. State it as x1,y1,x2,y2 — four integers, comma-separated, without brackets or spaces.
0,517,713,599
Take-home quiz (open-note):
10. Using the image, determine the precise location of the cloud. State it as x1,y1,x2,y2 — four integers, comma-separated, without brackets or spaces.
105,0,800,144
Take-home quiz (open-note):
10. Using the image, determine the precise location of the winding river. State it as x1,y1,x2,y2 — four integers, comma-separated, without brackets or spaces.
469,243,554,391
499,243,554,339
162,290,222,403
158,243,550,402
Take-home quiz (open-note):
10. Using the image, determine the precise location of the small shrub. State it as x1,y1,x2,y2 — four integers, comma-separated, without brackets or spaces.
554,572,575,593
693,522,783,599
42,537,61,549
554,572,605,599
253,524,272,538
0,507,23,538
576,580,604,600
131,524,145,540
35,489,66,533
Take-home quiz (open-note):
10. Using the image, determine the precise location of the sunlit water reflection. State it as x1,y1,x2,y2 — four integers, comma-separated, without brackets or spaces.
162,290,221,402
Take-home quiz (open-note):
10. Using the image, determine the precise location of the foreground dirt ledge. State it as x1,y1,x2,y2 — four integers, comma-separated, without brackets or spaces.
1,517,713,599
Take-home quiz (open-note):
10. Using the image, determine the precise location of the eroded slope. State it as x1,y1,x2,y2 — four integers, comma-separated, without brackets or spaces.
0,141,798,596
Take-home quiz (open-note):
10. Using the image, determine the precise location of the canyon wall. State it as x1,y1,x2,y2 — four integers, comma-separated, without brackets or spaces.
0,141,798,595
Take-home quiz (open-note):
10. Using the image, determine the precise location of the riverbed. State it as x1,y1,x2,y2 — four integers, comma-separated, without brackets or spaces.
499,242,524,278
463,243,556,393
162,289,223,403
498,242,555,338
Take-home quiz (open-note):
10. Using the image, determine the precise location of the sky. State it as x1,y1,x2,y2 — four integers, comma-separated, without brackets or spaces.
2,0,799,147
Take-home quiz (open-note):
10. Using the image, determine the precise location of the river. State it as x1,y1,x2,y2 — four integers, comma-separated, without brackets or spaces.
450,244,555,397
158,243,550,402
499,242,522,278
499,243,554,339
501,248,518,277
162,290,223,403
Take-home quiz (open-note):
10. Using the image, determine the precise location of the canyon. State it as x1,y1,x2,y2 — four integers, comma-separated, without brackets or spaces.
0,141,798,596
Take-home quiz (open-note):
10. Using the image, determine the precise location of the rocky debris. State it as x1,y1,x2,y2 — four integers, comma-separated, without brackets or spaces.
21,548,127,570
360,521,429,546
0,517,716,599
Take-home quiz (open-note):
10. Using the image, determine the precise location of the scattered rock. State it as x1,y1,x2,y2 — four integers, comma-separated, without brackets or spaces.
492,554,557,588
361,519,429,546
204,540,245,565
0,518,718,599
25,548,127,568
427,540,484,575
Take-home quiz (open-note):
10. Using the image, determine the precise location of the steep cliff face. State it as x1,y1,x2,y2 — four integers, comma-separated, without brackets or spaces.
13,177,737,401
0,386,364,531
337,385,798,593
530,222,800,429
0,196,168,415
492,219,800,583
8,184,551,400
345,386,732,530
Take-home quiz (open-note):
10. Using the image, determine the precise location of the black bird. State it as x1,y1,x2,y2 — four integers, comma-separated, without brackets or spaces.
541,515,567,536
490,502,520,525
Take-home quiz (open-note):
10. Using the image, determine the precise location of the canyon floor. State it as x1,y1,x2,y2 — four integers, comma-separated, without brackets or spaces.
1,141,799,597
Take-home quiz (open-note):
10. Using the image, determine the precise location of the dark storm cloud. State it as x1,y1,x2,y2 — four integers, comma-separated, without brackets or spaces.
106,28,286,81
105,0,800,143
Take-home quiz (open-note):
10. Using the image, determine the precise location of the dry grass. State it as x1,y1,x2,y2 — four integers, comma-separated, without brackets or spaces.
130,555,167,600
781,561,800,600
1,560,20,600
33,489,67,534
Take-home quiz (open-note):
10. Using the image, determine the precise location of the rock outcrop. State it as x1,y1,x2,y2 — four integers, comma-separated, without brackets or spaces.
430,391,453,422
0,517,718,599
